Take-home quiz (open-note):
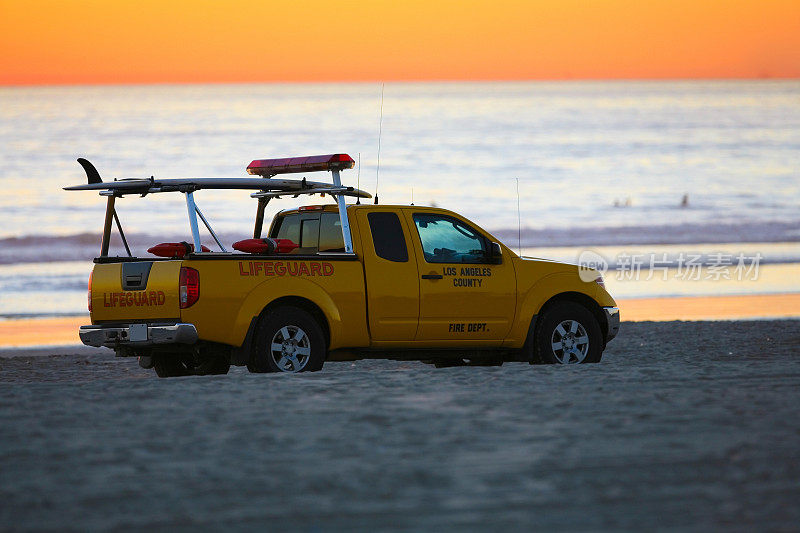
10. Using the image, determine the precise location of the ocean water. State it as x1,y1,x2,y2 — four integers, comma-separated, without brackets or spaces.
0,81,798,317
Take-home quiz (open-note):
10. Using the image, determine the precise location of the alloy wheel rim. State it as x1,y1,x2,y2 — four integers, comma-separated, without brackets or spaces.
270,325,311,372
550,320,590,364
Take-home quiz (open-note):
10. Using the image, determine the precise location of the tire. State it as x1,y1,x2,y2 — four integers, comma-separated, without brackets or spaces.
246,360,272,373
531,301,603,364
433,359,467,368
249,306,326,373
153,352,230,377
153,354,191,378
431,357,503,368
194,353,231,375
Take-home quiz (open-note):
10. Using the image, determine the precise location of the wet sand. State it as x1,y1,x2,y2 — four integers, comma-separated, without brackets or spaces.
1,319,799,530
0,316,88,348
619,293,800,321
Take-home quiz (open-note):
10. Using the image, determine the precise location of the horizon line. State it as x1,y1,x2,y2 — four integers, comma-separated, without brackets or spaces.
2,75,799,89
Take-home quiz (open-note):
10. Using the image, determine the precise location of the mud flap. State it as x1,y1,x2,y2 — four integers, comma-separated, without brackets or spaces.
230,316,259,366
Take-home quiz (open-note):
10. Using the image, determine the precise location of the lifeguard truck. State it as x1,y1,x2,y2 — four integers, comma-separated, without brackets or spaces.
66,154,619,377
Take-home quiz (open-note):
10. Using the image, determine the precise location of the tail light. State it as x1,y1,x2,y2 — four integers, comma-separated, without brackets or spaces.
179,267,199,308
88,271,93,312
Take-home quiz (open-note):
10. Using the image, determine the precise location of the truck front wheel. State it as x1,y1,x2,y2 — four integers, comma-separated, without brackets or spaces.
532,301,603,364
249,306,326,373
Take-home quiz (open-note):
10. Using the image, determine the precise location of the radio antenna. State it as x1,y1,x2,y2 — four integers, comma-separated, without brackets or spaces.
411,187,414,205
516,178,522,255
356,152,361,205
374,82,384,205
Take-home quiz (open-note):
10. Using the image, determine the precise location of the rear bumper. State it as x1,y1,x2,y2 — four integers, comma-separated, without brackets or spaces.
603,307,620,343
79,323,198,348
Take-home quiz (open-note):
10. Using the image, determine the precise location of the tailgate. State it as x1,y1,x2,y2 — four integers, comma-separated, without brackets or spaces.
90,261,182,323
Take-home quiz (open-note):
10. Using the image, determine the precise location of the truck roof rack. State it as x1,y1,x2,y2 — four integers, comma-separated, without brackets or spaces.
63,176,370,198
64,154,369,198
65,154,368,256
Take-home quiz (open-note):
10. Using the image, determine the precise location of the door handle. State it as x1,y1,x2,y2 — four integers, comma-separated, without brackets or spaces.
421,274,443,280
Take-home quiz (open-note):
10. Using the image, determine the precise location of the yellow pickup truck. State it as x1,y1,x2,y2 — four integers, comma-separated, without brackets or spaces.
67,154,619,377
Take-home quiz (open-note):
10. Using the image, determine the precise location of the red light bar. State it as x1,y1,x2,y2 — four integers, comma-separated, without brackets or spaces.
246,154,355,176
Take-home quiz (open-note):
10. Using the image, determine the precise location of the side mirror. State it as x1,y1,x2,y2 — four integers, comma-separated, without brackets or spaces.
490,241,502,264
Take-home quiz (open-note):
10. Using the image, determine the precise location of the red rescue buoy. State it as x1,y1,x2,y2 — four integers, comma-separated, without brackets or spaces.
147,242,210,258
232,238,299,254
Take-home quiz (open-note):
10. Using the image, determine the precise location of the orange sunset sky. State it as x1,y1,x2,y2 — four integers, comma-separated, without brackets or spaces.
1,0,799,85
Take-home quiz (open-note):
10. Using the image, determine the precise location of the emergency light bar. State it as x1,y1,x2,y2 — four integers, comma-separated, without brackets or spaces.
246,154,355,177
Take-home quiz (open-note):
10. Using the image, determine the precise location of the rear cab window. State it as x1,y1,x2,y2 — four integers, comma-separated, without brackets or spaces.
270,211,344,254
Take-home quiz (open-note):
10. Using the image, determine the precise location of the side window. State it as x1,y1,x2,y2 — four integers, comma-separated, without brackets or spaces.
319,212,345,253
413,213,489,264
368,212,408,262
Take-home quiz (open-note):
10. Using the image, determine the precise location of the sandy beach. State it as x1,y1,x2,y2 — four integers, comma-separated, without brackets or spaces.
1,317,799,529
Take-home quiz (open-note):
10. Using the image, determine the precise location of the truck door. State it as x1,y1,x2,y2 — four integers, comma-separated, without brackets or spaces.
356,209,420,340
404,211,516,341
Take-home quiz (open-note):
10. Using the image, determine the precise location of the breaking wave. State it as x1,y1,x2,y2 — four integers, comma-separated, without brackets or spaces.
0,220,798,265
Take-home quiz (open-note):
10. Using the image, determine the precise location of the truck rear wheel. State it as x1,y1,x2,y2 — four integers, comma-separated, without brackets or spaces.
250,306,326,373
531,301,603,364
153,354,191,377
153,353,230,377
194,353,231,375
